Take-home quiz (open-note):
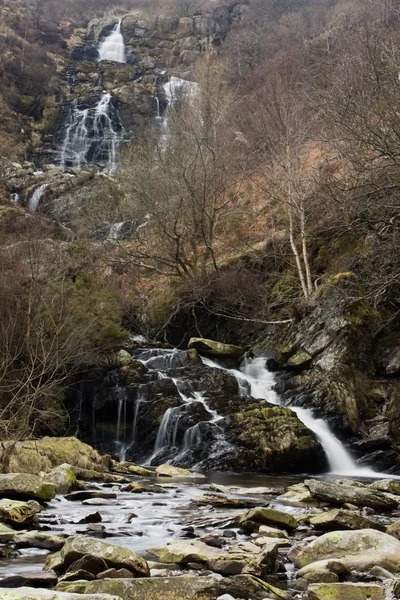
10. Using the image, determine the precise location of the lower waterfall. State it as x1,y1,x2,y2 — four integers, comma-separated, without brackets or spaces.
98,20,126,63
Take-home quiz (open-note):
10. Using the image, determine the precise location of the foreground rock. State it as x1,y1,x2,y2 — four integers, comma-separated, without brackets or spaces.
295,529,400,573
44,464,77,494
0,474,55,501
84,574,287,600
0,571,58,589
45,535,149,577
304,479,397,510
188,337,245,357
0,588,119,599
155,464,190,477
308,582,384,600
0,499,41,525
239,507,297,531
309,509,384,532
14,531,65,551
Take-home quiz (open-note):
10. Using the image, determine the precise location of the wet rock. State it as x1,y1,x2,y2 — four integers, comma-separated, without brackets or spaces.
0,571,58,589
369,479,400,496
0,499,41,526
67,555,108,576
111,461,154,477
0,522,17,542
297,559,350,584
97,568,134,579
385,520,400,540
200,535,224,548
194,494,260,508
276,483,318,505
155,464,190,477
188,337,245,357
45,535,149,576
14,531,65,551
238,507,297,531
84,574,287,599
258,525,289,538
58,570,95,582
77,512,102,524
82,498,115,506
44,464,77,494
121,482,151,493
307,582,384,600
0,473,56,501
0,588,119,599
304,479,398,510
309,509,384,532
64,491,117,501
295,529,400,573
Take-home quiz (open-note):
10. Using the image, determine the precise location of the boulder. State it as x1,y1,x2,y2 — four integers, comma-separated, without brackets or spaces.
194,495,260,508
304,479,397,510
276,483,318,505
259,525,289,538
309,509,384,532
0,571,58,589
296,560,350,584
369,479,400,496
44,535,149,577
0,499,41,526
295,529,400,573
14,531,65,551
111,461,154,477
0,522,17,542
0,588,119,599
83,574,287,600
0,473,55,501
188,337,245,357
307,583,384,600
44,464,77,494
238,507,297,531
386,520,400,540
64,491,117,501
155,464,190,477
67,555,108,576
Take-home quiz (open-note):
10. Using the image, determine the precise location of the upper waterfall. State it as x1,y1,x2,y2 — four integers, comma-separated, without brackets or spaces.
98,20,126,63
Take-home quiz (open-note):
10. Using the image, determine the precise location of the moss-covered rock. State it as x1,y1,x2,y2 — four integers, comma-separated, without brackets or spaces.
295,529,400,573
0,587,119,599
238,507,297,531
369,479,400,496
14,530,65,551
304,479,397,510
0,499,42,526
45,535,149,577
308,582,384,600
0,473,55,501
155,464,190,477
44,464,77,494
386,520,400,540
188,337,245,357
297,559,350,584
309,509,384,532
112,461,154,477
0,522,17,542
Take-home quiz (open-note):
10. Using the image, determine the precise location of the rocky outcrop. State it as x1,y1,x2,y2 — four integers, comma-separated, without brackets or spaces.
0,474,55,502
304,479,398,510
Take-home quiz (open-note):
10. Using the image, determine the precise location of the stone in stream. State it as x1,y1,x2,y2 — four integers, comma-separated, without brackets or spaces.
121,482,152,493
0,588,120,599
82,498,115,506
83,574,287,599
0,571,58,589
188,337,245,357
309,509,385,532
258,525,289,538
44,535,149,576
369,479,400,496
96,568,134,579
77,512,102,524
276,483,319,505
304,479,398,510
296,559,351,584
58,570,95,583
0,522,17,542
295,529,400,573
0,473,56,501
64,490,117,501
194,494,261,508
386,520,400,540
155,464,190,477
14,530,65,550
44,464,77,494
0,498,41,526
111,461,154,477
307,583,384,600
238,507,297,531
67,555,108,576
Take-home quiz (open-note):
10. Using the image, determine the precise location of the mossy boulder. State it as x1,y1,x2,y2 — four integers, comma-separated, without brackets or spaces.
45,535,149,577
188,337,245,357
84,574,287,600
386,520,400,540
3,438,109,475
304,479,397,510
155,464,190,477
0,499,41,526
0,473,55,501
276,483,319,505
295,529,400,573
309,509,384,532
112,461,154,477
0,522,17,542
0,588,119,599
308,583,384,600
14,531,65,551
44,464,77,494
369,479,400,496
297,559,350,584
238,507,297,531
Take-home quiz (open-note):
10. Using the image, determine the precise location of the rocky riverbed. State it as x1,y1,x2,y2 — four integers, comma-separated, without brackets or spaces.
1,452,400,599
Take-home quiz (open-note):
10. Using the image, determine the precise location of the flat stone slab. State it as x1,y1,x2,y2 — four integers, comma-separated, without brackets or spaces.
0,588,119,599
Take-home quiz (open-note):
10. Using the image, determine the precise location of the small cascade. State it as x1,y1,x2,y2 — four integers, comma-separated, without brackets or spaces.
59,93,123,173
107,221,125,240
98,21,126,63
28,184,49,213
157,77,199,148
10,193,20,205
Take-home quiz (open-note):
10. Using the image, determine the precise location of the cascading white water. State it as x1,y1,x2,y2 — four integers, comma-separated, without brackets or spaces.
98,21,126,63
60,93,122,173
107,221,125,240
28,184,49,213
202,355,379,477
157,77,199,148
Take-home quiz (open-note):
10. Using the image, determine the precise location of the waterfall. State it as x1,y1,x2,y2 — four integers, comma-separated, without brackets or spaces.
157,77,199,148
107,221,125,240
202,355,377,477
115,386,127,461
98,21,126,63
28,184,49,213
60,93,123,173
10,193,20,205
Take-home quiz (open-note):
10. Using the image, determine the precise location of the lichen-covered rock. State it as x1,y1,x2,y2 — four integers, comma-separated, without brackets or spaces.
0,522,17,542
155,464,190,477
276,483,319,505
44,464,77,494
14,531,65,551
309,509,384,532
111,461,154,477
386,520,400,540
238,507,297,531
84,574,287,600
295,529,400,573
188,337,245,357
0,588,119,599
297,559,350,584
307,582,384,600
304,479,397,510
369,479,400,496
45,535,149,577
0,473,55,501
0,499,41,526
